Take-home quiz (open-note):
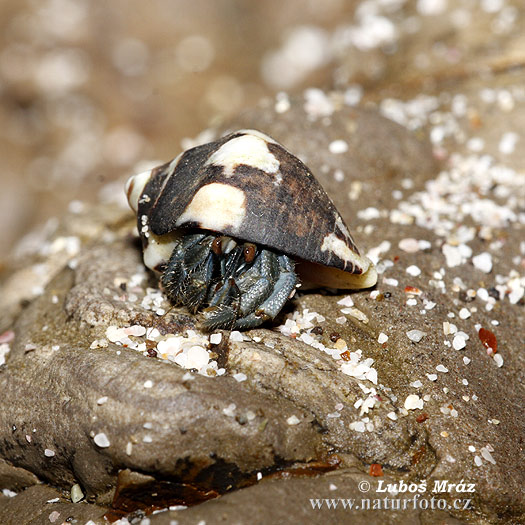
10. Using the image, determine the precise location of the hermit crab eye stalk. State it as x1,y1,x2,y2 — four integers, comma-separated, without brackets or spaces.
126,129,377,330
243,243,256,263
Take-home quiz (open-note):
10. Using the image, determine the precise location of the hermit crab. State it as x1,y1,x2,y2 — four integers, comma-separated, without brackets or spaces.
126,129,377,330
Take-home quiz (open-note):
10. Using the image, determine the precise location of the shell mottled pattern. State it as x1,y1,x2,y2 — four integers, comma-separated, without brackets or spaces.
135,130,370,275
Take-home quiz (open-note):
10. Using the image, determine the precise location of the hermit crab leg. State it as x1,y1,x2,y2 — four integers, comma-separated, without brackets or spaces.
162,234,213,304
233,254,296,330
219,245,243,281
202,304,238,331
207,277,241,309
182,251,215,312
203,249,277,330
235,249,279,316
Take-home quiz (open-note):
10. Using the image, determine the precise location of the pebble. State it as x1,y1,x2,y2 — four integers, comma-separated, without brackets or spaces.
406,265,421,276
349,421,366,432
230,331,244,342
337,296,354,307
472,252,493,273
222,403,236,417
346,308,369,324
442,243,472,267
404,394,424,410
274,93,291,113
185,346,209,369
0,330,14,344
417,0,448,15
443,321,457,335
398,238,420,253
481,447,497,464
93,433,110,448
210,333,222,345
508,286,524,304
477,288,490,302
124,325,147,337
70,484,84,503
498,131,518,154
0,344,10,366
334,169,345,182
358,207,381,220
459,308,471,319
329,139,349,154
344,85,363,106
384,278,399,287
453,335,467,350
378,333,389,344
406,329,426,342
493,354,504,367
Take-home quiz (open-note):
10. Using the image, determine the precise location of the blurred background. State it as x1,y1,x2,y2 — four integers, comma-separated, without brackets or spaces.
0,0,522,263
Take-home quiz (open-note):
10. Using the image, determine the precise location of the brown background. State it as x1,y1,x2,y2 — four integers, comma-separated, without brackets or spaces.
0,0,355,262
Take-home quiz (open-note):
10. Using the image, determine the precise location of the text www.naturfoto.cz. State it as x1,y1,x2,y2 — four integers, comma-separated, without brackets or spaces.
309,497,473,511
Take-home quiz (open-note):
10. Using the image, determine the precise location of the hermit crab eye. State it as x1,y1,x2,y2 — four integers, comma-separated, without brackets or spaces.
211,236,223,255
243,243,256,263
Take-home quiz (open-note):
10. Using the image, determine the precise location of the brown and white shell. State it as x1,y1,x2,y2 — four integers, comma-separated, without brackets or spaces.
126,129,377,289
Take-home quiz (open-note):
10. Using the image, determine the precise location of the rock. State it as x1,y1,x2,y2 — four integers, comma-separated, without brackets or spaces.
2,9,525,523
1,91,524,524
0,485,106,525
147,469,467,525
0,459,39,493
2,282,324,498
221,93,524,523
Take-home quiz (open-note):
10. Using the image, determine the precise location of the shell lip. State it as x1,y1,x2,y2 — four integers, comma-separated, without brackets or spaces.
295,258,378,290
